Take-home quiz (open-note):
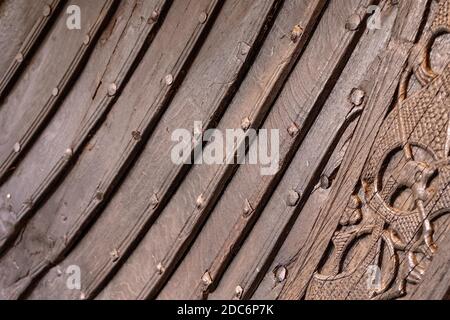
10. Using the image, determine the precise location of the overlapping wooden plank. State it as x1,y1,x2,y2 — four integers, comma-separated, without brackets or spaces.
98,0,326,300
27,0,281,301
278,0,431,300
0,0,117,183
251,102,367,300
155,0,375,301
207,0,401,301
0,0,222,300
0,0,64,101
0,0,171,252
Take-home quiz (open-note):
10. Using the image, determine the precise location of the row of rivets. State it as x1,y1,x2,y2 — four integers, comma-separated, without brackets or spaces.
198,12,208,24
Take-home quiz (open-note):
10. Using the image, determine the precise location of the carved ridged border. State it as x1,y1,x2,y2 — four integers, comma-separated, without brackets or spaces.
0,0,65,102
206,0,378,300
0,0,117,183
12,0,224,300
0,0,172,253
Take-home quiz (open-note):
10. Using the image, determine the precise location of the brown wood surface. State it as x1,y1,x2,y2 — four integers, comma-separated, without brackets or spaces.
0,0,449,300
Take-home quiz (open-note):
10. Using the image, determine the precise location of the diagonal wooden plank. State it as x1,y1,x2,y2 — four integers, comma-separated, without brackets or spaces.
154,0,376,301
279,0,431,300
98,0,326,300
0,0,64,102
0,0,223,300
0,0,117,183
0,0,172,253
218,1,402,301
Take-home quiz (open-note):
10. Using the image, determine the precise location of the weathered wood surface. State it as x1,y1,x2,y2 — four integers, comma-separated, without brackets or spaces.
0,0,219,299
0,0,116,183
0,0,63,101
0,0,449,300
0,0,170,251
280,0,448,300
29,0,280,300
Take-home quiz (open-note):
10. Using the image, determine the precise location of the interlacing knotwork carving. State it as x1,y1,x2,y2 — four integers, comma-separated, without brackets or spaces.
306,0,450,300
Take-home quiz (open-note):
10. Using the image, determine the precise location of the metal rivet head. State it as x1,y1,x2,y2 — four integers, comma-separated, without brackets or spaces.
165,74,174,86
52,87,59,97
83,35,90,45
196,194,205,208
349,88,365,106
110,249,120,262
241,117,251,131
287,190,300,207
43,4,52,17
56,266,63,277
320,175,331,189
80,292,86,300
240,44,250,56
6,193,11,200
149,10,159,23
64,148,73,159
157,262,165,275
274,266,287,282
132,130,142,141
150,193,159,209
108,83,117,96
345,14,362,31
13,142,21,153
287,123,299,137
15,53,24,63
198,12,208,24
235,286,243,299
291,24,304,42
202,271,212,286
243,199,254,217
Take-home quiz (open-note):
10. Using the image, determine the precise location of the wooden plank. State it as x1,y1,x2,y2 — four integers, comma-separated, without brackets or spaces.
251,117,362,300
98,0,326,300
26,0,281,301
208,0,403,301
0,0,117,183
279,0,432,300
157,0,374,300
0,0,64,101
0,0,222,300
0,0,171,252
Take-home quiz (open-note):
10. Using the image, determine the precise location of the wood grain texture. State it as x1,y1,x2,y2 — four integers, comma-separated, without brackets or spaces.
99,0,326,301
0,0,448,301
279,0,432,300
0,0,219,300
26,0,278,300
159,0,374,300
0,0,64,102
0,0,171,253
249,1,401,300
0,0,117,183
